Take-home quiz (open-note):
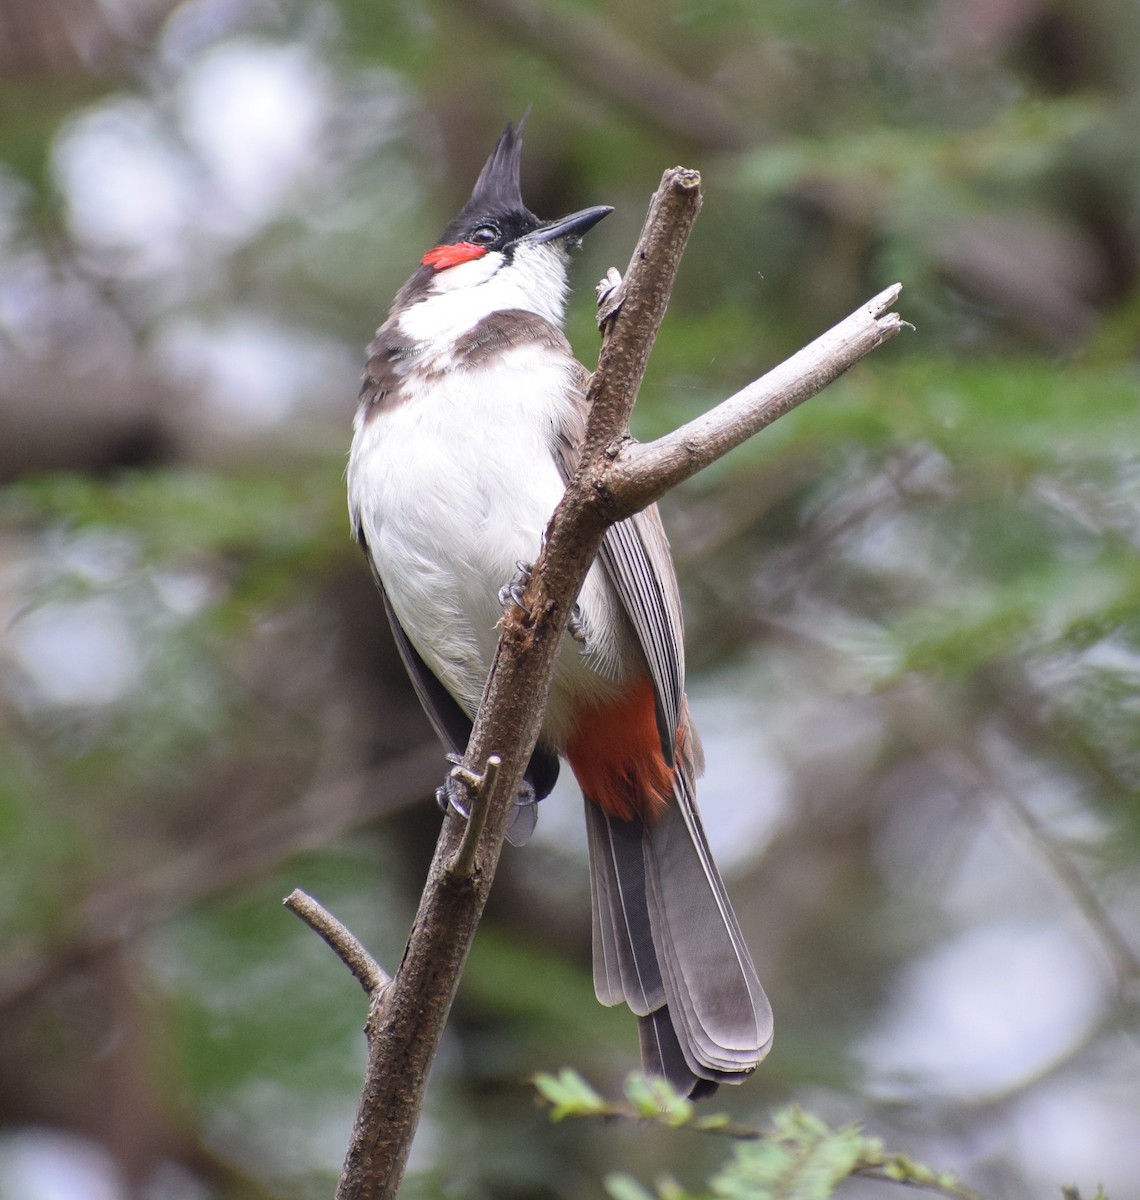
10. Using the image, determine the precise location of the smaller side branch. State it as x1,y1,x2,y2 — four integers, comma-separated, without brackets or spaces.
446,755,500,881
284,889,391,996
609,284,910,516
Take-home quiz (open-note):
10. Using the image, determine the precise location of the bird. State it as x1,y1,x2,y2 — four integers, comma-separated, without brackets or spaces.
347,117,772,1097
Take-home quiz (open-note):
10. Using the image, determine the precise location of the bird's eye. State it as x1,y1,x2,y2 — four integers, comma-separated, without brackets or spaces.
470,225,498,245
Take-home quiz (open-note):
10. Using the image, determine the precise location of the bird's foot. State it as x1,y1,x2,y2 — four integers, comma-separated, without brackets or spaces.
596,267,624,326
500,562,589,651
498,560,534,616
435,753,538,825
567,603,590,653
435,753,469,818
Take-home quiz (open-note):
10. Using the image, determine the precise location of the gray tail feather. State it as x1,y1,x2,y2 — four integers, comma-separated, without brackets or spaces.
638,1009,720,1100
584,781,773,1097
585,801,664,1016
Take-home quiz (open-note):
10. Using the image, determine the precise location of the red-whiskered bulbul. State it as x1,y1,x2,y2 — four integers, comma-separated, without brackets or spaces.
347,119,773,1096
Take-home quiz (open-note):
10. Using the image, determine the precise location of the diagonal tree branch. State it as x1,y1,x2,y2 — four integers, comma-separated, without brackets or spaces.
296,166,908,1200
463,0,751,150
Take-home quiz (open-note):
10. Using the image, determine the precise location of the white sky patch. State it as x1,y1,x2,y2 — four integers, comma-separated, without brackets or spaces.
1011,1074,1140,1198
56,529,140,586
152,311,354,428
0,1129,126,1200
7,597,143,708
52,98,198,274
176,39,329,230
858,920,1105,1102
159,0,289,67
687,685,791,872
51,39,330,273
152,568,218,618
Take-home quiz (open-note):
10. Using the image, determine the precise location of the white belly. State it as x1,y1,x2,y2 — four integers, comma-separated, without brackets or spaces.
348,342,629,746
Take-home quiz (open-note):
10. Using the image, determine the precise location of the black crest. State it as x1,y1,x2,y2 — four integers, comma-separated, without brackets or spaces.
468,117,530,214
438,116,540,245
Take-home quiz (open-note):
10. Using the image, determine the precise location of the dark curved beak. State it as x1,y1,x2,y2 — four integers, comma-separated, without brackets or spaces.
517,205,613,247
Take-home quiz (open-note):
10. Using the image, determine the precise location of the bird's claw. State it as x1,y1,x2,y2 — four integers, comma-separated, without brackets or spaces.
596,267,623,307
568,603,590,652
435,753,468,818
596,267,624,326
500,561,589,650
435,755,537,824
497,556,588,652
498,560,534,616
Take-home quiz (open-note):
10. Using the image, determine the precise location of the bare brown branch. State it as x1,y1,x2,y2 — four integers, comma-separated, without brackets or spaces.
284,889,391,996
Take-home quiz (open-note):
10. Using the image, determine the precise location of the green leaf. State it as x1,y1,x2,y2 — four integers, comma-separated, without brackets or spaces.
624,1072,695,1125
606,1174,664,1200
709,1107,868,1200
532,1068,606,1120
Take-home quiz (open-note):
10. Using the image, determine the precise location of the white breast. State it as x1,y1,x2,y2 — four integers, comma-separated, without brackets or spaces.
348,336,629,746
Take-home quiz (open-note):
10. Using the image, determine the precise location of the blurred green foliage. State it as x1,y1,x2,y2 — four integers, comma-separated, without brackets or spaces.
1,0,1139,1197
535,1073,984,1200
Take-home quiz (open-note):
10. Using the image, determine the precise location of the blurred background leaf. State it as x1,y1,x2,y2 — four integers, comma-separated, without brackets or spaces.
1,0,1138,1197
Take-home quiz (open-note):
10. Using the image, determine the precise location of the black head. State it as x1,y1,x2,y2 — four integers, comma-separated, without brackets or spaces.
418,117,612,272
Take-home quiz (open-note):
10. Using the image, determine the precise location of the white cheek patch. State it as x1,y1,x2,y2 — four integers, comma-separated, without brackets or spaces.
429,252,504,292
396,242,571,345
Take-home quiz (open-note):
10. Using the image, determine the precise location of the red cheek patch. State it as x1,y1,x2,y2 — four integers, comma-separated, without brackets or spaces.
421,242,488,270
